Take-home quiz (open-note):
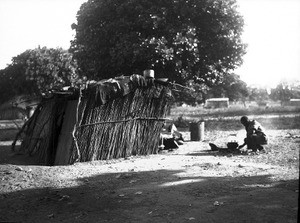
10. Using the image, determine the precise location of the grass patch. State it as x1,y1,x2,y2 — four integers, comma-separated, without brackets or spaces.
169,104,300,130
170,104,300,120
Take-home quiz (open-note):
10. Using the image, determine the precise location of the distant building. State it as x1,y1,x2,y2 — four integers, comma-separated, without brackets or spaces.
289,99,300,106
204,98,229,109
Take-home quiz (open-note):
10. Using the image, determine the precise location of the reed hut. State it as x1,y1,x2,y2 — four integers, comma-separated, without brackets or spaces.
14,74,173,165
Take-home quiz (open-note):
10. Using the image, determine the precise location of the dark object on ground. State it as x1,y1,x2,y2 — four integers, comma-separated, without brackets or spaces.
209,142,267,155
209,143,219,151
227,142,239,150
163,138,179,150
209,143,240,152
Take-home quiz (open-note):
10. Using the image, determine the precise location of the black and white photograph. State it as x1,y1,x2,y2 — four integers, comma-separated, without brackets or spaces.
0,0,299,222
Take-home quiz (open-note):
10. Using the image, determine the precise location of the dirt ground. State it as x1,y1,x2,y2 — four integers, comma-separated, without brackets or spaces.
0,127,299,223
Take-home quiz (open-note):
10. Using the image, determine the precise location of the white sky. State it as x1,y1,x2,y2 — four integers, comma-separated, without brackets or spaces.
236,0,300,87
0,0,299,88
0,0,86,67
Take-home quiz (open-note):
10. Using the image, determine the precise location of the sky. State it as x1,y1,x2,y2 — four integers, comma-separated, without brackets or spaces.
0,0,86,67
235,0,300,88
0,0,299,88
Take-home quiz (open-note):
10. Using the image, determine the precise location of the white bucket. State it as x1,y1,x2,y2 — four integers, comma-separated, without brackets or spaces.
143,69,155,78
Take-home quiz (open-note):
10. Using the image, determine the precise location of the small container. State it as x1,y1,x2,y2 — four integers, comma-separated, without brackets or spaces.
143,69,154,78
190,121,205,141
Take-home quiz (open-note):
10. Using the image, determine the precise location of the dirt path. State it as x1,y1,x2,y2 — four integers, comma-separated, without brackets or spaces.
0,129,299,223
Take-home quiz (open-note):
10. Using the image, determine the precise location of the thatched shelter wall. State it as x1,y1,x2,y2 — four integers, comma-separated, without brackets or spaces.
16,98,67,165
15,75,173,165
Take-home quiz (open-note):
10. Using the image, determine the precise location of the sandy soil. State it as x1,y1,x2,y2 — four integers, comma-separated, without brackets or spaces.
0,128,299,223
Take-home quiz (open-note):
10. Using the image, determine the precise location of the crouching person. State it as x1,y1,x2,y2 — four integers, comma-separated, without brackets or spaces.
238,116,268,152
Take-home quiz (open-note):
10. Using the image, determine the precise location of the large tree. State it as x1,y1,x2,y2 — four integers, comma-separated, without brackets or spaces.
206,73,249,101
248,87,269,102
270,80,300,103
0,47,79,103
71,0,246,85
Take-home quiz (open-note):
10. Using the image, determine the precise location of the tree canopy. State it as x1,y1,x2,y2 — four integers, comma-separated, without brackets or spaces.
0,47,79,103
270,80,300,102
71,0,247,85
206,73,248,101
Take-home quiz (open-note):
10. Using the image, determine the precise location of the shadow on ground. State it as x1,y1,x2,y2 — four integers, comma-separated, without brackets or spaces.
184,149,244,157
0,144,42,166
0,167,298,223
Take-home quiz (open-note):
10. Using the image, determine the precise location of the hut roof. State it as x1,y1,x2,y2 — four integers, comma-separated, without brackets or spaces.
49,74,170,104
